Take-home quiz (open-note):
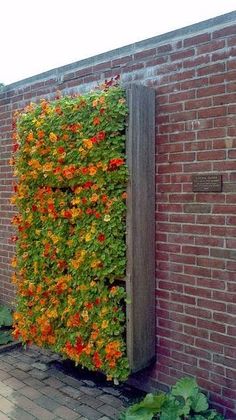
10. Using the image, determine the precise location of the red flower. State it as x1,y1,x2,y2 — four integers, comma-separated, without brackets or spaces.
13,143,19,153
97,131,106,141
57,260,67,270
81,167,88,175
68,123,82,132
86,208,93,215
11,235,18,243
81,197,87,204
75,337,84,355
32,205,37,212
83,181,93,189
63,210,72,218
57,146,65,154
85,302,94,309
93,351,102,369
97,233,105,242
101,195,108,203
108,158,124,171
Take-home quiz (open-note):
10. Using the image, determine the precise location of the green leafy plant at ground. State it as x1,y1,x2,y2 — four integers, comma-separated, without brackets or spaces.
120,377,224,420
0,304,14,345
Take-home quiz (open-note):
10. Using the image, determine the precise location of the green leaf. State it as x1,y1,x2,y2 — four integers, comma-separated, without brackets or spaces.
191,392,209,413
0,331,14,345
171,377,198,401
120,408,153,420
122,393,166,419
130,393,166,413
160,398,182,420
0,305,13,327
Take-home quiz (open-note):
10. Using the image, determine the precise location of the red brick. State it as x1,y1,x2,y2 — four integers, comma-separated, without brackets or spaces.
198,106,227,118
212,24,236,39
197,85,225,98
197,128,226,140
133,48,156,60
169,69,195,83
197,63,225,76
196,215,225,225
211,332,236,347
170,49,195,61
185,97,212,110
157,44,172,54
183,55,210,69
195,338,224,354
169,90,195,103
197,39,225,54
197,319,226,333
184,33,211,47
213,93,236,106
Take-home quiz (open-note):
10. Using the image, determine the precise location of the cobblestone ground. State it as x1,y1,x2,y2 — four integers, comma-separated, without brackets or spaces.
0,345,137,420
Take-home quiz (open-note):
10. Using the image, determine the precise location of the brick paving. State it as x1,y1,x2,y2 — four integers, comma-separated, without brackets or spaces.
0,346,137,420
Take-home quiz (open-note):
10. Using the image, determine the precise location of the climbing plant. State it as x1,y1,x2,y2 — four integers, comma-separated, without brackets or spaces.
11,80,130,381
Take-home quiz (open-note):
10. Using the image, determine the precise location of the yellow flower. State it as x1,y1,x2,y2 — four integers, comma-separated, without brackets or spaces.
43,162,53,172
102,320,108,329
91,260,101,268
104,215,111,222
90,194,99,203
49,132,57,142
90,281,96,287
11,257,17,268
74,186,82,194
51,235,60,244
28,159,41,170
33,262,38,274
92,99,99,107
71,197,81,205
83,139,93,149
81,310,89,322
47,309,58,319
68,296,76,306
85,233,92,242
79,147,87,157
71,207,82,219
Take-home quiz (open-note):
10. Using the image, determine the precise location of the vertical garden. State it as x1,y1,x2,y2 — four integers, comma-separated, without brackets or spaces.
11,82,130,381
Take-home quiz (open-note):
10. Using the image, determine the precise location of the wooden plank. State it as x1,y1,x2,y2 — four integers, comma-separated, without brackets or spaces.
126,84,156,372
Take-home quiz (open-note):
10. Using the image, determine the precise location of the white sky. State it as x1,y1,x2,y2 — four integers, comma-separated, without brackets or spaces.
1,0,236,85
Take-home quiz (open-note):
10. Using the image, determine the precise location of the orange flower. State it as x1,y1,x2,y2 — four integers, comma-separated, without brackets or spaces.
93,116,100,126
88,166,97,176
37,130,45,139
27,132,34,142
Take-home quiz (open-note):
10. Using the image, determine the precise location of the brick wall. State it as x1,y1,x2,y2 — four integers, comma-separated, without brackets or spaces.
0,11,236,418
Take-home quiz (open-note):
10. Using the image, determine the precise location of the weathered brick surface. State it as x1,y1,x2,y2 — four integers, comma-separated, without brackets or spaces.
1,10,236,417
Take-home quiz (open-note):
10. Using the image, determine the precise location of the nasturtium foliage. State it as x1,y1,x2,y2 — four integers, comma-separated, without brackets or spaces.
11,82,130,380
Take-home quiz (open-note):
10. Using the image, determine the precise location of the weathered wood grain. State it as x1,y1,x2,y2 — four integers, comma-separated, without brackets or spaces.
126,84,156,372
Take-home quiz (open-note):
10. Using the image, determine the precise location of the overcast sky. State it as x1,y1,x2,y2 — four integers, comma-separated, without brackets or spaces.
1,0,235,85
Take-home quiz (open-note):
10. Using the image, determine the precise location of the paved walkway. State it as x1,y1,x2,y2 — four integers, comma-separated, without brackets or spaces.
0,345,137,420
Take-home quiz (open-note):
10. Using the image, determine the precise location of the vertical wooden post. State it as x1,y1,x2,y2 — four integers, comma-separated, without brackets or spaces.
126,84,156,372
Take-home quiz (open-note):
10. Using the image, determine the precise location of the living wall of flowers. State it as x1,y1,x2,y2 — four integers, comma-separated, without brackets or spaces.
11,80,130,380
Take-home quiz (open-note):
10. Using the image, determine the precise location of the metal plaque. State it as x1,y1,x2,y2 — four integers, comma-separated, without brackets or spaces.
192,174,222,192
